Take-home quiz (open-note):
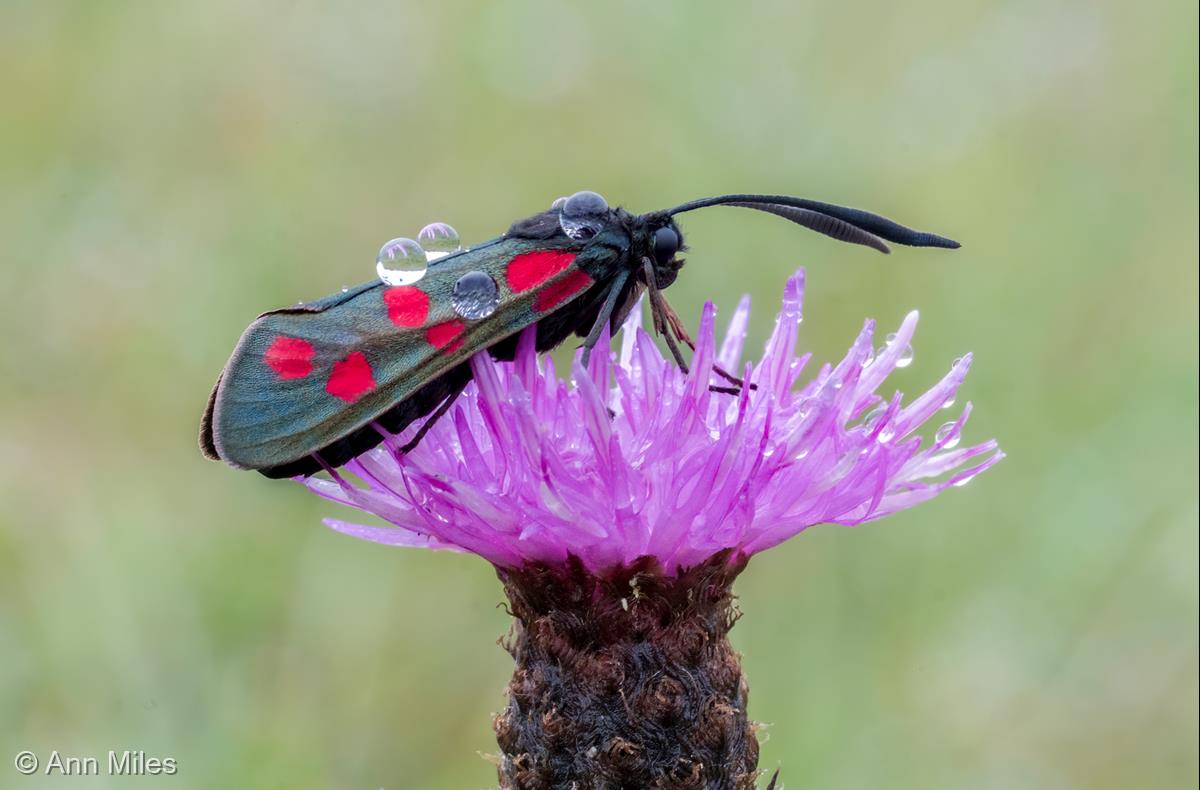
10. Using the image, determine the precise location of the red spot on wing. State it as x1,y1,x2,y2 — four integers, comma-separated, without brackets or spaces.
264,336,315,379
506,250,577,293
384,286,430,327
534,270,593,312
426,320,466,354
326,352,376,402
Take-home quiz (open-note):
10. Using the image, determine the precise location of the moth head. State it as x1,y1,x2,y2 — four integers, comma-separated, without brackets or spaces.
638,213,686,289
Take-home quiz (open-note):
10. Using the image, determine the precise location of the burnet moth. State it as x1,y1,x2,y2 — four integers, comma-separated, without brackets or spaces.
200,191,959,478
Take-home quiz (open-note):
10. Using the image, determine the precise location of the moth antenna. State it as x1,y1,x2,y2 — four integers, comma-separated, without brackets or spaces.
726,202,890,253
666,193,960,249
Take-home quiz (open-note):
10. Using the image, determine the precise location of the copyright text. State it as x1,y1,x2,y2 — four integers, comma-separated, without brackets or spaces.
13,750,177,777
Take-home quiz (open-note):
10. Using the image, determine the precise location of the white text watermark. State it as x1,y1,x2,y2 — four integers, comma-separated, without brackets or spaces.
14,750,177,777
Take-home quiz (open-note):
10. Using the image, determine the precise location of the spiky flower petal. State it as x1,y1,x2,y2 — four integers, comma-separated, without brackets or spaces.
306,270,1002,573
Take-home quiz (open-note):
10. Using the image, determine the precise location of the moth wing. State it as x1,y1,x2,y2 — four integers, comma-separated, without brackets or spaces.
205,238,597,471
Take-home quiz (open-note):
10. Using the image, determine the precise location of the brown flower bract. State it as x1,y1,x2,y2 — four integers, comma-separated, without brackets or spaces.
494,550,763,790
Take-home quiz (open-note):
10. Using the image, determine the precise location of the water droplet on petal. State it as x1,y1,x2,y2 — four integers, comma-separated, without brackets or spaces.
952,474,975,488
452,270,499,320
877,426,896,443
863,404,887,428
885,333,914,368
376,238,428,286
417,223,461,262
559,190,608,240
940,396,956,410
861,347,875,368
935,421,961,449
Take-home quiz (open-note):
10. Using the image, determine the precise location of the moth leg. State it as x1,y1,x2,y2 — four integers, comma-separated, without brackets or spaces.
398,378,469,454
641,258,690,373
580,267,632,368
310,452,354,491
712,363,757,392
641,259,755,394
666,304,756,392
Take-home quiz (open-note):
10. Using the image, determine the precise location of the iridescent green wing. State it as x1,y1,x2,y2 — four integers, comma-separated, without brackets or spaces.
204,237,602,471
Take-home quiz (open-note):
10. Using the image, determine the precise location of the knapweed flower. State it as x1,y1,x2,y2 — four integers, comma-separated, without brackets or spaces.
307,269,1001,571
305,269,1001,789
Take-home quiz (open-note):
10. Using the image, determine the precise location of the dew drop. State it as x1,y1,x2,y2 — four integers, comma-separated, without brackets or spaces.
550,196,568,211
935,421,961,449
861,347,875,368
952,474,975,488
452,270,499,320
885,332,914,368
877,426,896,443
417,222,461,262
559,190,608,240
863,404,887,428
376,238,428,286
940,396,956,410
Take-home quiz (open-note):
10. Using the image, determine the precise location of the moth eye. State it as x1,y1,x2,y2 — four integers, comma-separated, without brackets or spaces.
559,190,609,240
653,227,680,264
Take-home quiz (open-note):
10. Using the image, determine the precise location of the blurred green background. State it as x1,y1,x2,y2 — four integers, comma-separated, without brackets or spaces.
2,1,1196,788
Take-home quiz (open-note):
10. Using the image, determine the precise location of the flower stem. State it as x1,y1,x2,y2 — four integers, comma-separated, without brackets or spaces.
493,550,762,789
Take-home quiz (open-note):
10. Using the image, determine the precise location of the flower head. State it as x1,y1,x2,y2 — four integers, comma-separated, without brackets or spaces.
306,270,1002,573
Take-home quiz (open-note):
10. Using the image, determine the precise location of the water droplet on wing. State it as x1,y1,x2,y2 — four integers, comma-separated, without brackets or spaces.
935,421,961,449
417,223,461,262
550,196,568,211
452,270,499,320
376,238,428,286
